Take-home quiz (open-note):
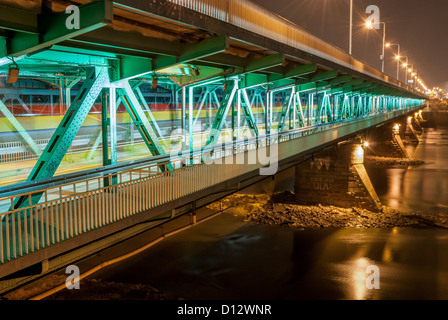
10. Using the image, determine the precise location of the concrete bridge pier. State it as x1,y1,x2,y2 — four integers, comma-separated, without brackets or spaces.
412,112,424,133
405,115,422,144
294,139,383,212
366,120,410,159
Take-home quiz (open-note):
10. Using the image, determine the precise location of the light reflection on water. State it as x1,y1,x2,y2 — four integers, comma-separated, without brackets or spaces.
365,127,448,214
85,127,448,300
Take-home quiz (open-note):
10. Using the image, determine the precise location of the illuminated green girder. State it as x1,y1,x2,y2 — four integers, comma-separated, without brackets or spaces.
309,70,339,83
0,100,41,156
117,81,172,171
294,92,306,128
14,67,110,209
317,93,333,124
240,63,316,89
338,94,352,120
277,88,295,132
2,0,113,58
134,85,164,139
240,89,259,137
103,36,230,83
329,75,353,86
153,36,230,72
87,128,103,161
204,81,238,148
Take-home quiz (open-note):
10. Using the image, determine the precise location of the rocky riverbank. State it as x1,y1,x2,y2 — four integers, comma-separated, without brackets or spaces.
213,192,448,230
365,156,426,167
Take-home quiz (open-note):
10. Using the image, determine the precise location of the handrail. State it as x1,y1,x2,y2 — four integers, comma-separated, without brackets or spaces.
0,104,424,265
0,104,424,203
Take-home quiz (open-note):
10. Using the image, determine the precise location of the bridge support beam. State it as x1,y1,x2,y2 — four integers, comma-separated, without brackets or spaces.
294,140,383,212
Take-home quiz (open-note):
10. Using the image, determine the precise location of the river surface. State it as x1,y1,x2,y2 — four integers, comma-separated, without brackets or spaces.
366,127,448,215
64,125,448,300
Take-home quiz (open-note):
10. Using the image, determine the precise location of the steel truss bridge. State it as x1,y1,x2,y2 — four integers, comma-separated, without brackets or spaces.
0,0,426,277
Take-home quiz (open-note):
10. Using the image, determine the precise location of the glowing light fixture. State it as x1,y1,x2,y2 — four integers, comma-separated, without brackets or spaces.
7,60,19,84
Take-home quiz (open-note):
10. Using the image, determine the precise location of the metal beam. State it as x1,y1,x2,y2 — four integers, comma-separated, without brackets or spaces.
3,0,113,58
240,89,259,137
134,86,164,138
14,67,110,209
309,70,339,83
240,63,316,89
0,100,41,156
329,75,353,86
153,36,230,71
118,81,172,170
204,80,238,148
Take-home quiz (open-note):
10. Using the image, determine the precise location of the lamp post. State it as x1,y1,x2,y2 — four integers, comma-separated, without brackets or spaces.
349,0,353,55
366,20,386,73
407,64,414,88
386,43,400,81
400,56,409,84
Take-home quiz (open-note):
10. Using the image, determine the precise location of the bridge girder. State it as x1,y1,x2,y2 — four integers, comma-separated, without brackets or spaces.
0,0,113,58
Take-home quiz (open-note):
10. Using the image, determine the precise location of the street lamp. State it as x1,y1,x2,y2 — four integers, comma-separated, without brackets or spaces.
386,43,400,81
399,56,409,84
407,64,414,88
349,0,353,55
366,20,386,73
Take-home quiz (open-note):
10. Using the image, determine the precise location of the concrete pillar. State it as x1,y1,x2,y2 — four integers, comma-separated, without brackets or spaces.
365,121,409,159
295,140,383,212
404,115,420,144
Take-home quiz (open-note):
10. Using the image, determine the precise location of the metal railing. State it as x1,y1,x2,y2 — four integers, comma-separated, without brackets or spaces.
0,104,424,264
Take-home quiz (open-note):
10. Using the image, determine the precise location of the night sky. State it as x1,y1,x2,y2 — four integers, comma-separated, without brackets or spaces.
251,0,448,90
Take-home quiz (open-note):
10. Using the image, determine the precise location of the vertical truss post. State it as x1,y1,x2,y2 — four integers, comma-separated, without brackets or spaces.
101,88,118,186
101,89,109,165
295,92,306,128
109,87,118,166
188,86,194,158
182,87,187,150
265,91,270,135
308,93,314,126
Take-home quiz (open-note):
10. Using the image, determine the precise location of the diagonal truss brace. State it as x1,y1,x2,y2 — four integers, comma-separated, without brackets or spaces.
240,89,259,137
118,81,173,171
14,67,110,209
204,80,238,148
277,88,295,133
0,100,41,156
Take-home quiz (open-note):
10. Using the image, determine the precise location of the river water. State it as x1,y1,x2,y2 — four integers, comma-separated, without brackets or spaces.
366,127,448,215
64,123,448,300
